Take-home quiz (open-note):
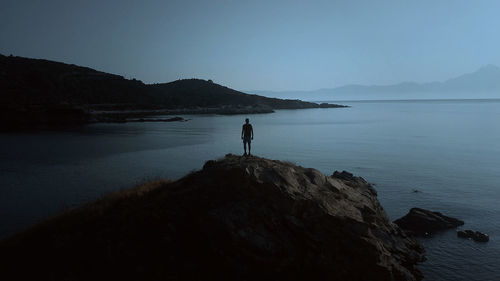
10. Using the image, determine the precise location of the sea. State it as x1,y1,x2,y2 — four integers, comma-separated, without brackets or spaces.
1,99,499,280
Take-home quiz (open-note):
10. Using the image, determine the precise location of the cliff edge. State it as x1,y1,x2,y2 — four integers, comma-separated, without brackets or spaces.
0,154,424,281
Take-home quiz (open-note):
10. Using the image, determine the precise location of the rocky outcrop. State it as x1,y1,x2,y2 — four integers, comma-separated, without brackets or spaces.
0,155,424,281
394,208,464,235
457,230,489,242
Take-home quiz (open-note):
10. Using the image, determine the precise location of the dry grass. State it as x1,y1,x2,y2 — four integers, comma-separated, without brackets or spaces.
1,178,171,244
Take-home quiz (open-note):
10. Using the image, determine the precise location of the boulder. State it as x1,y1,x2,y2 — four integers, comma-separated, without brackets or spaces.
1,154,425,281
394,208,464,235
332,170,354,180
332,170,377,196
457,229,475,238
457,230,489,242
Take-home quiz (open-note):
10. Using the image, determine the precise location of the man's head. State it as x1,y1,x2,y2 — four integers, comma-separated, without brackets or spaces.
245,118,249,124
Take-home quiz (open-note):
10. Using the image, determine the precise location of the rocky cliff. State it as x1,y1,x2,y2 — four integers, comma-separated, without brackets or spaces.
0,155,424,281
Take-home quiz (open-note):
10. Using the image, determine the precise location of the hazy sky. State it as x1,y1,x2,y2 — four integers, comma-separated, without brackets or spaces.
1,0,500,91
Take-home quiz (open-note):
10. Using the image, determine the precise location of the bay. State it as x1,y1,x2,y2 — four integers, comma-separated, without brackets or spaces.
1,99,499,280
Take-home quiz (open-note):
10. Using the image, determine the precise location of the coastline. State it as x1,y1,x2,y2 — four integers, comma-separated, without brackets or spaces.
90,103,349,122
1,103,349,130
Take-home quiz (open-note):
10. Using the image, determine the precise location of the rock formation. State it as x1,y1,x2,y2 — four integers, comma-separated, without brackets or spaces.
394,208,464,235
457,230,489,242
0,154,424,281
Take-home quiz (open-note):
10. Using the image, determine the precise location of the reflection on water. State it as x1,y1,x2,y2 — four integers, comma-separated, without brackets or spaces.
1,99,499,281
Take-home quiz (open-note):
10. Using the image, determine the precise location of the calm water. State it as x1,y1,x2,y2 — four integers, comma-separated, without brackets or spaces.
1,99,499,280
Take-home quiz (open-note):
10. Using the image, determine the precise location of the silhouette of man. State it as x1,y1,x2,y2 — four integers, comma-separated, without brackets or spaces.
241,118,254,156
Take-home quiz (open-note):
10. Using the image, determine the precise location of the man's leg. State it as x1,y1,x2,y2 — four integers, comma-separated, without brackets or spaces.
243,141,247,155
248,142,251,155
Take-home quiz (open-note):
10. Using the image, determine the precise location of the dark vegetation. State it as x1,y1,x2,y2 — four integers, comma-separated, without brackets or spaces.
0,54,347,129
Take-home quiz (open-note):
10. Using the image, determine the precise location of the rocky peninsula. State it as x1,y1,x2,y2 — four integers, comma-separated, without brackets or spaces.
0,54,347,130
0,155,424,281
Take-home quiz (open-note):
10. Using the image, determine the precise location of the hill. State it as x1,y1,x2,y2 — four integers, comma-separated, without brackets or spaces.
0,54,346,129
252,65,500,101
0,154,424,281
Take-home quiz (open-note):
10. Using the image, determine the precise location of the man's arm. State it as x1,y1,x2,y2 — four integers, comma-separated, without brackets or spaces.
251,126,254,139
241,125,244,139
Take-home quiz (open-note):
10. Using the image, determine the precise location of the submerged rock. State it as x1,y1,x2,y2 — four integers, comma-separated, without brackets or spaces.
394,208,464,235
457,230,489,242
0,154,424,281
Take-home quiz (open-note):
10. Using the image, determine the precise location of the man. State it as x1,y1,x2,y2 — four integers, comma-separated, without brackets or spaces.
241,118,254,156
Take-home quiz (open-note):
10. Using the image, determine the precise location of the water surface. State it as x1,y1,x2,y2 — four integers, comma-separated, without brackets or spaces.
1,99,499,280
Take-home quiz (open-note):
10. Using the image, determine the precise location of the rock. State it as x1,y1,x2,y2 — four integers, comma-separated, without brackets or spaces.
332,170,354,180
0,155,424,281
457,229,475,238
457,230,490,242
394,208,464,235
332,170,377,196
473,231,490,242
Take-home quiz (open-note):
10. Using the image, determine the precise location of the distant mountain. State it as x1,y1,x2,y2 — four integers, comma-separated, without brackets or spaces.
0,54,345,129
251,65,500,101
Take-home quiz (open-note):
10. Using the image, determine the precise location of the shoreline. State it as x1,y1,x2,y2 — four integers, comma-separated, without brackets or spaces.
1,103,349,130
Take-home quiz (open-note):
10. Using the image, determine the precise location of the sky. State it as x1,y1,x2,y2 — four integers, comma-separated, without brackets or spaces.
1,0,500,91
